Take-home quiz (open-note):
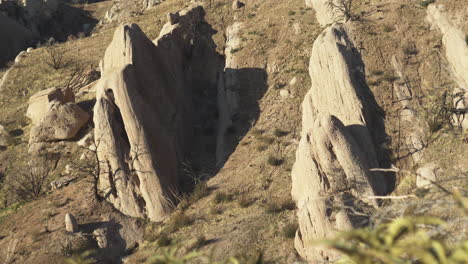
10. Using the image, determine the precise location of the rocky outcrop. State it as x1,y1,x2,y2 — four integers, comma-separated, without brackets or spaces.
305,0,340,26
0,15,34,66
94,5,205,221
427,4,468,129
216,22,242,166
291,25,386,262
26,87,75,125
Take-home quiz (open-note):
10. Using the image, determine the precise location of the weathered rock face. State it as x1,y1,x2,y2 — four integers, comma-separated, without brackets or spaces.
216,22,242,166
427,4,468,129
291,25,386,262
304,0,340,26
26,87,75,125
94,6,206,221
0,15,34,66
29,102,90,143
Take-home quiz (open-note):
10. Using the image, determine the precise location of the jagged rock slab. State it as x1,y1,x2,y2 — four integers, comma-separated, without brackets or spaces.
94,5,204,221
292,25,385,262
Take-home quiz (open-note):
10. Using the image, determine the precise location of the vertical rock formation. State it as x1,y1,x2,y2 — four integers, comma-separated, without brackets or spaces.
291,25,386,262
94,5,207,221
427,4,468,129
216,22,242,166
305,0,341,26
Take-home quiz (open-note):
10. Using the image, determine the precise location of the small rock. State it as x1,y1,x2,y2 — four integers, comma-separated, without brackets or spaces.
289,76,297,86
93,228,108,248
65,213,78,233
51,176,76,190
26,47,34,53
293,23,302,35
280,89,290,98
416,164,437,188
14,51,26,63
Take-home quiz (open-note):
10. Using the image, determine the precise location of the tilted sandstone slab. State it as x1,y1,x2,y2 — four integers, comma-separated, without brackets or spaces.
94,6,204,221
292,25,385,262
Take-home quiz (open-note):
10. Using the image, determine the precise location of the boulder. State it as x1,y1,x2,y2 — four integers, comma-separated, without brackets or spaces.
29,102,89,143
93,5,204,221
26,87,75,125
65,213,78,233
304,0,341,26
232,0,243,10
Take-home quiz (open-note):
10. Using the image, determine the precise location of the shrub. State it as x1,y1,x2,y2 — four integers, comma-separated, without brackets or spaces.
44,44,69,70
321,216,468,263
273,128,289,137
210,204,223,215
256,144,267,152
257,135,274,145
168,212,191,232
371,70,384,76
267,155,284,166
382,73,398,82
403,44,418,56
8,157,51,202
265,201,282,214
189,181,209,203
238,195,254,208
283,222,298,238
157,233,172,247
420,0,435,8
326,0,354,21
214,192,233,204
280,198,296,210
383,24,394,32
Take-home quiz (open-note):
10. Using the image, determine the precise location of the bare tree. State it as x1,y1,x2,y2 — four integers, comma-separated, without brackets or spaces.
327,0,354,22
9,157,51,201
44,44,69,70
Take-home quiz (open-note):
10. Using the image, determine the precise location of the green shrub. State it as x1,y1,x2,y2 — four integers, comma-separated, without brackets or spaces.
256,144,267,152
322,216,467,264
189,181,209,202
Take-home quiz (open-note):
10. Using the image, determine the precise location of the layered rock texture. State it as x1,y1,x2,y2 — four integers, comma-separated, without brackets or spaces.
291,24,387,262
94,5,208,221
427,4,468,129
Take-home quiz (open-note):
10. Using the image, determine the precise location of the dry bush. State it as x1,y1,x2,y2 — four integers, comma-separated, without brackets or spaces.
44,44,69,70
8,157,51,202
327,0,354,22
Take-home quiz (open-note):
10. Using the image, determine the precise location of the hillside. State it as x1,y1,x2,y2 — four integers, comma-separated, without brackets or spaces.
0,0,466,263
